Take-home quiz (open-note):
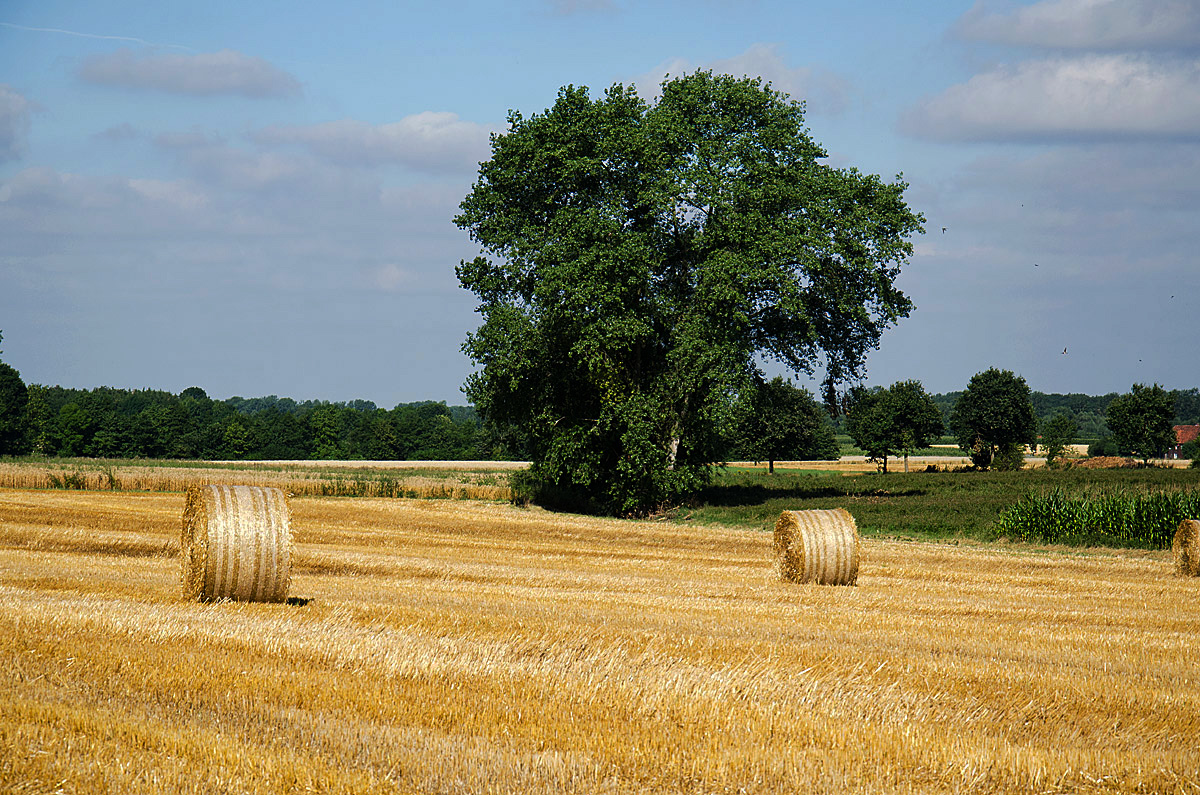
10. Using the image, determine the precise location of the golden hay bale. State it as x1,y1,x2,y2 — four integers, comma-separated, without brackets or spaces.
773,508,860,586
181,485,292,602
1173,519,1200,577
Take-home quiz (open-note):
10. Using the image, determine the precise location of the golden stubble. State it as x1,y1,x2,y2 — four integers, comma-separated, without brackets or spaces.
0,462,510,500
1,488,1198,794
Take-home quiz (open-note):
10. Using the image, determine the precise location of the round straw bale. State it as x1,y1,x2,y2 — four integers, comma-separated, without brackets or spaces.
773,508,860,585
1173,519,1200,577
181,485,292,602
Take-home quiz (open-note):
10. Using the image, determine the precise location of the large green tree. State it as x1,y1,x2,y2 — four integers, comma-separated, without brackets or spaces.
950,368,1037,471
1106,383,1176,462
455,72,923,514
734,376,838,473
846,380,943,473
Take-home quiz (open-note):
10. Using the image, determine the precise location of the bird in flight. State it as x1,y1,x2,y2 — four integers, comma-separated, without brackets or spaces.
942,227,947,234
1062,348,1068,355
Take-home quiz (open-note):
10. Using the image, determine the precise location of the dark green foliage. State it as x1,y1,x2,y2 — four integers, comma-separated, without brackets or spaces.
0,362,29,455
991,442,1028,471
1105,383,1176,462
732,377,839,472
845,380,943,473
1039,413,1078,466
926,389,1200,441
997,487,1200,548
456,72,922,515
950,369,1038,470
6,384,486,462
1173,388,1200,424
1088,437,1120,457
0,330,29,455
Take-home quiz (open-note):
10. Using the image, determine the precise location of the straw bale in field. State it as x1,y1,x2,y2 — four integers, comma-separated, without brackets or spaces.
1173,519,1200,577
181,484,292,602
773,508,860,585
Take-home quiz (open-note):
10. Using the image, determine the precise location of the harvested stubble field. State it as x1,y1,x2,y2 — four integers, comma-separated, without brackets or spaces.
0,460,510,501
1,488,1198,794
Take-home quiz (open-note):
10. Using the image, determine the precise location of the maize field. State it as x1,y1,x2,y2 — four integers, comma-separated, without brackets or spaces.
996,487,1200,547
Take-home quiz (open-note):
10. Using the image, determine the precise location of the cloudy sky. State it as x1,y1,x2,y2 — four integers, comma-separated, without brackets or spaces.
2,0,1198,407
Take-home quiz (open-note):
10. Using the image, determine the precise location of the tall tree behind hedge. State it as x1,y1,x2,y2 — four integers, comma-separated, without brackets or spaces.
846,380,943,473
1106,383,1176,462
734,377,838,473
950,368,1037,470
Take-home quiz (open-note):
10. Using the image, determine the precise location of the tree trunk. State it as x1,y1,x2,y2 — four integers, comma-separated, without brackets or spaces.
769,458,775,474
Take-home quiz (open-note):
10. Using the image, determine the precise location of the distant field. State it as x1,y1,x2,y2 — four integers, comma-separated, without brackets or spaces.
0,459,514,500
4,458,1198,547
1,489,1195,793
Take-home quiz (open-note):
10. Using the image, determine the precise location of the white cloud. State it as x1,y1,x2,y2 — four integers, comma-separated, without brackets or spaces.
634,43,852,115
253,112,493,173
78,48,301,98
127,178,208,210
0,84,32,162
0,166,208,216
902,54,1200,142
185,147,311,192
955,0,1200,51
370,263,418,291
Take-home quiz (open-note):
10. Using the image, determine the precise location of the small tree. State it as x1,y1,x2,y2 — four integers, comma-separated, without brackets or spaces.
1039,413,1078,467
1106,383,1176,463
845,380,943,473
950,368,1037,470
735,377,838,473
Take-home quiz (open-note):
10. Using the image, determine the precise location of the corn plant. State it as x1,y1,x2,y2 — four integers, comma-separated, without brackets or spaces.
997,487,1200,547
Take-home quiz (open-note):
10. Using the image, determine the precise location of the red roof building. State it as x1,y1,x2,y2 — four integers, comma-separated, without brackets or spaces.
1168,425,1200,459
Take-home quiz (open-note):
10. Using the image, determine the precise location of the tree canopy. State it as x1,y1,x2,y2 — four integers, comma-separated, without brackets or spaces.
5,383,487,462
1039,413,1078,467
0,331,29,456
732,377,838,473
1106,383,1176,462
456,72,923,514
846,380,943,473
950,368,1038,470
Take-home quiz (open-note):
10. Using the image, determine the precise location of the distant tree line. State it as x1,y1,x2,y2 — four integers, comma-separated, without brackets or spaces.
1,329,1197,467
1,381,492,461
926,388,1200,441
1,376,1197,464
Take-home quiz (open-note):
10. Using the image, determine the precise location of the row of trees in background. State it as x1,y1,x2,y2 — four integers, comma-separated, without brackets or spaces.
2,336,1196,474
925,388,1200,442
0,370,1194,469
0,386,490,462
850,370,1195,471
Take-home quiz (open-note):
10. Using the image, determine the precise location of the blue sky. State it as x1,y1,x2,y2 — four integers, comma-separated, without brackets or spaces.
2,0,1198,407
